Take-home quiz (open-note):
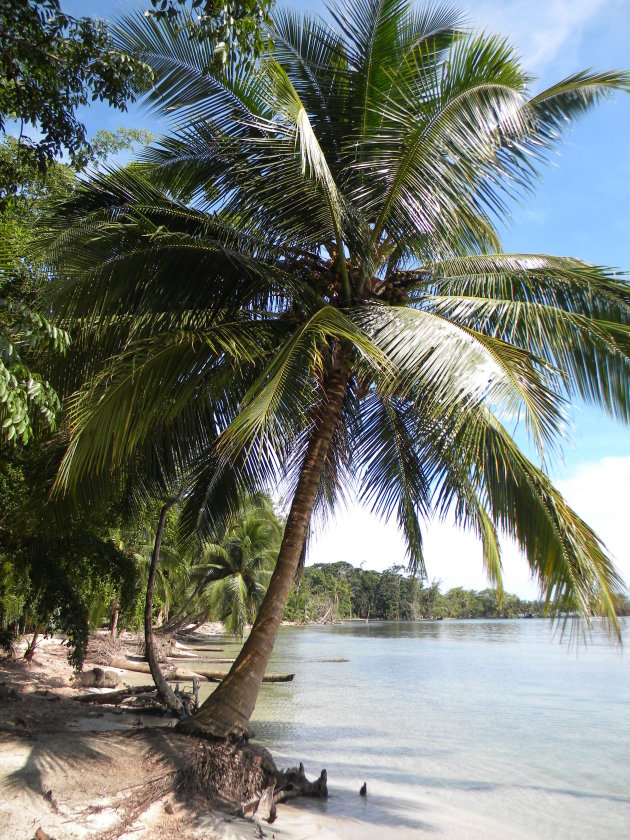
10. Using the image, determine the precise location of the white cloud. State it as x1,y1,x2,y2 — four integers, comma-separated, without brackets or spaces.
308,501,541,598
557,455,630,587
467,0,610,76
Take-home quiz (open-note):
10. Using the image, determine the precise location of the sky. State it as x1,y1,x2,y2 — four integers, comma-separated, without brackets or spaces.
64,0,630,597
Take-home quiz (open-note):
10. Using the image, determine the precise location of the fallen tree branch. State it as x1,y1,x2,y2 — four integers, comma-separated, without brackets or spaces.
76,685,157,704
76,677,200,716
191,668,294,683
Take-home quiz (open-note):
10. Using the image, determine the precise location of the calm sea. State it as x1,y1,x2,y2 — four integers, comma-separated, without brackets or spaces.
201,619,630,838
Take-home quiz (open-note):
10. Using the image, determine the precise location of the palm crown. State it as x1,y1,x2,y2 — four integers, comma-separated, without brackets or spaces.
44,0,630,735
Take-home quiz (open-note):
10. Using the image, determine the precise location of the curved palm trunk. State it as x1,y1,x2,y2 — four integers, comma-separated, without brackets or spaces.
145,492,184,715
179,366,349,738
157,572,213,635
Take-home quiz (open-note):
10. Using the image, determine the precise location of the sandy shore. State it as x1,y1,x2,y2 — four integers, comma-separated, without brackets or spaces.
1,629,547,840
0,631,334,840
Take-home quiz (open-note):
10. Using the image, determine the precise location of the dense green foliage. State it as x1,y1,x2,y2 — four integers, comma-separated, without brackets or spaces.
0,137,72,445
43,1,630,647
0,130,153,446
284,562,544,622
0,440,143,667
0,0,152,167
0,430,284,664
148,0,274,64
153,495,284,637
202,500,283,635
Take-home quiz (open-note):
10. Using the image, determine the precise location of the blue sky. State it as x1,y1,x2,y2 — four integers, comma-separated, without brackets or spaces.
63,0,630,595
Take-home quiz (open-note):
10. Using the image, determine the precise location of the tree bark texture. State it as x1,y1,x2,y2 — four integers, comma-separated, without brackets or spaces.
179,366,349,738
145,493,184,715
110,594,119,639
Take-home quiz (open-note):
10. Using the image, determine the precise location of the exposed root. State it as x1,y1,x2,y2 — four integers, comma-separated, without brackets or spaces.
182,736,327,824
183,736,279,806
74,732,328,839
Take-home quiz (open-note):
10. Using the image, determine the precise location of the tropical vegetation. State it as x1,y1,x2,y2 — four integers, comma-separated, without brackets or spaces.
0,0,152,168
284,562,546,622
0,434,284,664
0,129,153,446
35,0,630,742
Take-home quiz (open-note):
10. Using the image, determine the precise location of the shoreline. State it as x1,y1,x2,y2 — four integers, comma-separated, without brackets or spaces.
0,629,318,840
279,614,546,628
4,619,622,839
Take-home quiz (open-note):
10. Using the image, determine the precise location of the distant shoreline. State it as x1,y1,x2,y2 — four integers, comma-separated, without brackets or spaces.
281,613,545,627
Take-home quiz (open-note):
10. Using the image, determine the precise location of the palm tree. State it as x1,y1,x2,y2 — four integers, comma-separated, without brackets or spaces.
207,500,283,636
44,1,630,738
159,498,282,636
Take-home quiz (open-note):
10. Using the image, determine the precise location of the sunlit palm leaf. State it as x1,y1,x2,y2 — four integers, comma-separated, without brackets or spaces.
220,306,389,458
353,303,564,455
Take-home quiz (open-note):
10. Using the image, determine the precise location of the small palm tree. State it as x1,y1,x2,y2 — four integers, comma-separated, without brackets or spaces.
207,502,282,636
44,1,630,738
156,540,228,635
0,557,23,648
155,499,281,635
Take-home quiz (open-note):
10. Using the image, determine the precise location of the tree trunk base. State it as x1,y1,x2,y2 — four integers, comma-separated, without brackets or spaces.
175,692,252,739
181,736,328,821
70,729,327,839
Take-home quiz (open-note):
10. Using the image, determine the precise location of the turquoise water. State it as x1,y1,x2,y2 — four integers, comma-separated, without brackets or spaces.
234,619,630,838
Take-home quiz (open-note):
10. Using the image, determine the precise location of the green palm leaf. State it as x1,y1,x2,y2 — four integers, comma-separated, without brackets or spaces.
353,304,564,454
353,393,431,576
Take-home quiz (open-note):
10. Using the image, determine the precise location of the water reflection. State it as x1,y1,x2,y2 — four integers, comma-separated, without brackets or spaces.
320,617,537,642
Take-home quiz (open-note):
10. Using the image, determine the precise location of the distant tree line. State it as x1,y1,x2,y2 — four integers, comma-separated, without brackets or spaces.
284,562,552,623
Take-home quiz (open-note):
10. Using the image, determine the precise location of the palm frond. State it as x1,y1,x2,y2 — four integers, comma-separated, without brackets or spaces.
525,70,630,151
353,393,431,576
352,304,565,455
415,254,630,421
448,406,625,635
220,306,389,459
54,322,267,492
271,8,349,167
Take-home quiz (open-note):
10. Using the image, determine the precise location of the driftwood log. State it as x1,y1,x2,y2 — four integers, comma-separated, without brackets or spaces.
101,656,295,682
76,685,157,704
192,667,294,683
189,657,235,664
98,656,294,683
99,656,203,681
104,656,153,674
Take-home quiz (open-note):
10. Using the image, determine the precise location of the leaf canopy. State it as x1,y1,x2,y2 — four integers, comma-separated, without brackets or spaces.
43,1,630,635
